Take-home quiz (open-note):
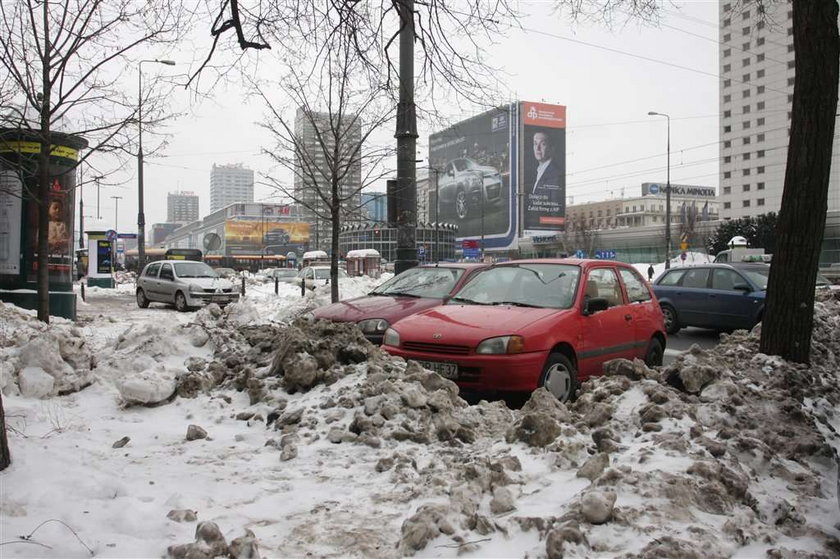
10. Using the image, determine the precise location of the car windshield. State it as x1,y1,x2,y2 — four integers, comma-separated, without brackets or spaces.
174,262,218,278
372,266,465,298
274,269,297,278
449,263,580,309
741,267,770,290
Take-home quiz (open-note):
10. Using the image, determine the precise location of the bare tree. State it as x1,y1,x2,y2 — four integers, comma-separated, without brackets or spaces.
257,36,396,303
0,0,184,323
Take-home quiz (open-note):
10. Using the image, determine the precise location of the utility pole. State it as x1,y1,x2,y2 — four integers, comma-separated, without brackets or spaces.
393,0,418,275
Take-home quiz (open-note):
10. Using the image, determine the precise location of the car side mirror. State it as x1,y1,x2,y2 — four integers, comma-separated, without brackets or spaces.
583,297,609,316
733,283,752,292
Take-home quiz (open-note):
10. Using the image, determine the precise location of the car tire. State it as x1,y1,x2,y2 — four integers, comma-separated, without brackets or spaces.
539,352,578,403
455,189,469,220
175,291,190,312
136,288,150,309
660,303,681,335
644,337,664,367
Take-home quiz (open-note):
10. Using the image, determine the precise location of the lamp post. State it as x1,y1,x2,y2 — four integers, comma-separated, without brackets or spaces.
648,111,671,269
137,58,175,269
427,166,441,263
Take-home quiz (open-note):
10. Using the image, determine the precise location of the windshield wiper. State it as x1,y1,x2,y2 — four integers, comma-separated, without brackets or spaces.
450,296,491,305
491,301,543,308
378,291,423,298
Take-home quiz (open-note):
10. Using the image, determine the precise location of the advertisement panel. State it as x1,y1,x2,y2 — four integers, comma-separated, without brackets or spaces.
224,217,310,255
520,101,566,232
428,107,513,246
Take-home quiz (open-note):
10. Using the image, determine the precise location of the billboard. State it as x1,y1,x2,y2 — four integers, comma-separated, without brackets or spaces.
224,217,310,255
428,107,515,248
520,102,566,232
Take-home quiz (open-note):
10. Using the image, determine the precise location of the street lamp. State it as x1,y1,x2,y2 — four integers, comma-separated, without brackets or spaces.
137,58,175,269
648,111,671,269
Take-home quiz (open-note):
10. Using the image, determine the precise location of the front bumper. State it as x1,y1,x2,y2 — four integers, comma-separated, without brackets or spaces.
185,291,240,307
384,346,549,392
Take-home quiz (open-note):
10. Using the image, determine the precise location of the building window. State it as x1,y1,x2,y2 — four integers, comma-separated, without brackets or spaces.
743,200,751,208
742,10,749,19
743,184,751,192
788,44,794,53
757,150,765,158
724,79,731,88
723,64,731,73
787,27,793,36
724,110,731,118
724,33,731,42
757,166,765,174
724,155,732,163
757,198,765,206
723,48,731,58
723,18,731,27
742,57,750,67
724,202,731,209
757,133,765,142
742,73,750,82
757,182,765,190
757,85,765,94
743,152,751,160
743,121,751,130
757,37,765,46
724,171,732,179
757,117,765,125
743,89,751,98
724,125,732,133
757,69,765,78
724,140,732,148
723,186,731,195
787,60,795,69
743,26,750,36
743,169,751,176
743,137,751,145
787,77,795,87
757,101,765,110
742,41,750,51
743,105,751,113
724,94,732,103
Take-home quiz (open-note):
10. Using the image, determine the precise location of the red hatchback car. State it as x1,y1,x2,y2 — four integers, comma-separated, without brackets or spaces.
382,259,666,401
313,263,489,344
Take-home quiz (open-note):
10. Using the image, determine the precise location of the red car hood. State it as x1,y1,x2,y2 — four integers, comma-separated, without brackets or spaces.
314,295,444,324
393,304,569,345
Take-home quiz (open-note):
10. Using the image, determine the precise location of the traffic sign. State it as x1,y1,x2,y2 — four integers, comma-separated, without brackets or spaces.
574,250,586,259
680,242,688,250
463,248,480,259
681,252,687,261
595,250,616,260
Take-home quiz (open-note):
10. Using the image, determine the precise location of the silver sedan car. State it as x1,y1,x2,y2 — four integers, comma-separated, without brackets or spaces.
136,260,240,311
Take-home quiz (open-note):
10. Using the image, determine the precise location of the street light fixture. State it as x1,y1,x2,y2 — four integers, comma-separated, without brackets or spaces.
648,111,671,269
137,58,175,269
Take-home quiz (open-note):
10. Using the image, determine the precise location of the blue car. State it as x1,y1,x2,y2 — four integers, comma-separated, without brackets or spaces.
652,263,769,334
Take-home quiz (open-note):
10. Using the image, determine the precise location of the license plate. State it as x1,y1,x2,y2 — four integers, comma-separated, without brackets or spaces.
416,360,458,380
210,296,229,303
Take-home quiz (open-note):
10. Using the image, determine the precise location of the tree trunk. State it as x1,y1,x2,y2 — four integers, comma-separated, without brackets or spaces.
0,391,10,470
759,0,839,364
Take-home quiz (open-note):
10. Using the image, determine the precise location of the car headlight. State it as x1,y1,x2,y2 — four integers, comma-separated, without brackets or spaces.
383,328,400,347
189,283,201,293
476,335,525,354
357,318,390,334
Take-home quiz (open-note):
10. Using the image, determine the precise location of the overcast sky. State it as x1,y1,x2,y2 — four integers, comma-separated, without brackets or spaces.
83,1,719,233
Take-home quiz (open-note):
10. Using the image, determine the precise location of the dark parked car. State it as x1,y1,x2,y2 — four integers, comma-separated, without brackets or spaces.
313,263,489,344
652,262,769,334
383,259,666,402
437,158,503,220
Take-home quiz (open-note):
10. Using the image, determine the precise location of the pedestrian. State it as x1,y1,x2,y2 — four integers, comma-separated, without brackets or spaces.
647,264,655,282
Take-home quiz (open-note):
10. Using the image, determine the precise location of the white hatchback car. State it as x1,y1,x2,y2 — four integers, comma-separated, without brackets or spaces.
136,260,240,311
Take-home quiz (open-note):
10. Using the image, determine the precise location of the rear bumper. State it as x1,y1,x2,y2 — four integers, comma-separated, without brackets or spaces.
384,346,549,392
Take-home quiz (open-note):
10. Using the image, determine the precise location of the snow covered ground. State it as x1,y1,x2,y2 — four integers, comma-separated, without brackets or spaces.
1,268,839,558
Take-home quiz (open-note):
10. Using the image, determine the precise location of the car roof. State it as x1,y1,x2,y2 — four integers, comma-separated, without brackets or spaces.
490,258,632,269
146,259,203,265
662,262,770,271
415,262,489,270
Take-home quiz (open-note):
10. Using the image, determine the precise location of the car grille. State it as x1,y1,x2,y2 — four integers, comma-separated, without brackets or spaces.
403,341,470,355
202,288,234,293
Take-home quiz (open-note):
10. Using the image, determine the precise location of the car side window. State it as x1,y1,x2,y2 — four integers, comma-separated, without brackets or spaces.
585,268,624,307
681,268,710,288
658,269,686,286
711,269,745,291
145,263,161,278
160,263,174,281
619,268,652,303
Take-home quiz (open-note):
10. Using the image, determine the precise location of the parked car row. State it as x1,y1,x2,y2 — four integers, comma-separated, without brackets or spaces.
315,259,667,402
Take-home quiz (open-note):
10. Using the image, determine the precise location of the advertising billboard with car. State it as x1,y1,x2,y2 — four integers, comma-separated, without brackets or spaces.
520,101,566,233
428,106,515,250
224,217,311,255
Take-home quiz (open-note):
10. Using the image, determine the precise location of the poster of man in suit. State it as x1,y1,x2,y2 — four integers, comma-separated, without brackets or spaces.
521,102,566,232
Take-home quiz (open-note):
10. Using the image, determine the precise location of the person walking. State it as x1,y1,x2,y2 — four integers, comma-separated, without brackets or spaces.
647,264,655,282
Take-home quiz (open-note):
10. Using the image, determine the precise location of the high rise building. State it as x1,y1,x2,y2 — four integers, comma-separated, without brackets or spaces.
210,163,254,213
293,108,362,251
167,191,199,223
361,192,388,223
719,1,840,220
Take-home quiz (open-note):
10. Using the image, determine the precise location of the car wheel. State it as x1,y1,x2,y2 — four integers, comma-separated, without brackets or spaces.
644,337,664,367
455,189,469,219
660,304,681,335
136,288,150,309
175,291,190,312
539,352,578,403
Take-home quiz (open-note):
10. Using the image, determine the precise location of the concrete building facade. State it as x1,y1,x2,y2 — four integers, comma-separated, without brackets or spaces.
167,191,199,223
718,1,840,220
210,163,254,213
293,108,362,252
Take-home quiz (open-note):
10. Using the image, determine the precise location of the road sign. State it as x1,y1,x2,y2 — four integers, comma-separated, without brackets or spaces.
463,248,480,259
105,229,117,241
418,246,426,257
681,252,687,261
595,250,616,260
680,242,688,250
117,233,137,239
574,250,586,259
462,240,479,249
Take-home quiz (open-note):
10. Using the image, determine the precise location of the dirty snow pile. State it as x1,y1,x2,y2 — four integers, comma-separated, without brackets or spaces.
1,291,839,558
